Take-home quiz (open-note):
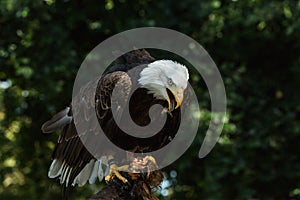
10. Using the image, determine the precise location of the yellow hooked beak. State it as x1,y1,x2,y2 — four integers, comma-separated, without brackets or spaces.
166,87,184,112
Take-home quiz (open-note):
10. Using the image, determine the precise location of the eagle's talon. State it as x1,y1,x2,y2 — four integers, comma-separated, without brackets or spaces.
143,156,158,179
144,156,158,167
105,164,129,184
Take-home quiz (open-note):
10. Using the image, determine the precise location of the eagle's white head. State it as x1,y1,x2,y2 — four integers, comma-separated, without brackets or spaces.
138,60,189,112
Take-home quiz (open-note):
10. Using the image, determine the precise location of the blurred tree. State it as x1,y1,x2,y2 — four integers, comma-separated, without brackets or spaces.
0,0,300,199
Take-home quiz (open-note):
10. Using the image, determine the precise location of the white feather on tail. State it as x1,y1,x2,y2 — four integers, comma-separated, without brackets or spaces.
72,160,95,187
48,156,109,187
88,160,100,184
48,159,63,178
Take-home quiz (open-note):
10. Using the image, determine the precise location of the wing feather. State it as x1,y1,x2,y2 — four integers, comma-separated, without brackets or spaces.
42,71,132,188
95,71,132,125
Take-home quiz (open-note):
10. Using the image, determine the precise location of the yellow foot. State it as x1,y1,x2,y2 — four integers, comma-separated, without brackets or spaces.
105,164,129,184
143,156,158,179
144,156,158,167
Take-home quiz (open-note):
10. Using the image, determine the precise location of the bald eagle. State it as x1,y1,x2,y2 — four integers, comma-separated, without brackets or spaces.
41,50,189,192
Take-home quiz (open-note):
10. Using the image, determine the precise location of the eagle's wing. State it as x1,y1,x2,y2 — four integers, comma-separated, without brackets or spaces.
41,71,132,187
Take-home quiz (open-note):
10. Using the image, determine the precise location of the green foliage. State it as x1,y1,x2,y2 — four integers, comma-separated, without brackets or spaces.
1,0,300,199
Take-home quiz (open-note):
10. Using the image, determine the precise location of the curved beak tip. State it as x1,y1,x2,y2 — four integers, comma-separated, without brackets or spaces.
167,88,184,112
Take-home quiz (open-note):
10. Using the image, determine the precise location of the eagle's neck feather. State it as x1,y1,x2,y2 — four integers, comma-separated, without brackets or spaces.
138,63,166,100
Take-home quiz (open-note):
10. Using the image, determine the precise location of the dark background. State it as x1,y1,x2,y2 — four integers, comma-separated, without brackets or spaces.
1,0,300,199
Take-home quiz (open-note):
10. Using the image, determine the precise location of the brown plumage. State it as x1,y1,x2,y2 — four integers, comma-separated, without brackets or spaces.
41,49,189,198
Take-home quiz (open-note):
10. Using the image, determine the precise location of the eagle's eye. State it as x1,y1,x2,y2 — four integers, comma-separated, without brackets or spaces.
168,78,175,86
